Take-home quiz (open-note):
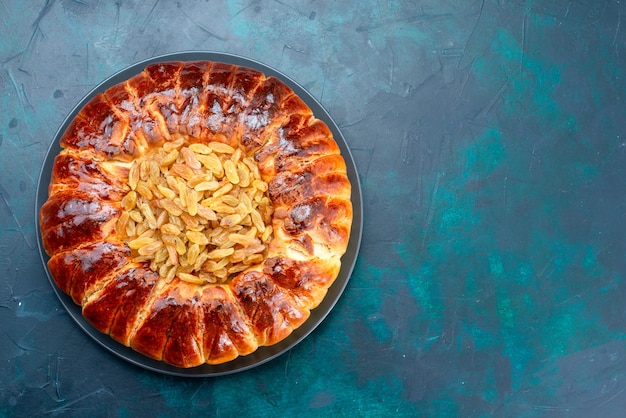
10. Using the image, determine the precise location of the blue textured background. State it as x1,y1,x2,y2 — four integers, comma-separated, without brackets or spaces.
2,0,626,416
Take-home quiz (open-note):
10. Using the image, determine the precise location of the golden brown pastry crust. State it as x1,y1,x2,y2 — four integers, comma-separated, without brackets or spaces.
40,60,352,367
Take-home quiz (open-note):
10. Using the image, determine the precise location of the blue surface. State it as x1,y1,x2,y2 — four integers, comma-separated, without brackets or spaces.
2,0,626,416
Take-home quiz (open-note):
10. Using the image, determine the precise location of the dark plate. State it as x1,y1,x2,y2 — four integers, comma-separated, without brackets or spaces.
35,51,363,377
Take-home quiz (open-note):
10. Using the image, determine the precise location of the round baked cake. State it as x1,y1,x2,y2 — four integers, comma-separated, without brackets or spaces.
39,60,353,367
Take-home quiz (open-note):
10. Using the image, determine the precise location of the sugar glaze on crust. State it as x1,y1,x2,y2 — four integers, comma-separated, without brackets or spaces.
39,61,352,367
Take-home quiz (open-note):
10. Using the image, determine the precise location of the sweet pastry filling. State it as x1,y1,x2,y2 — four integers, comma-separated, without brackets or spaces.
116,133,273,285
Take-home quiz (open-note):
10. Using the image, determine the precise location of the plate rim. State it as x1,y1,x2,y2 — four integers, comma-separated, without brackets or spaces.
35,51,363,377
